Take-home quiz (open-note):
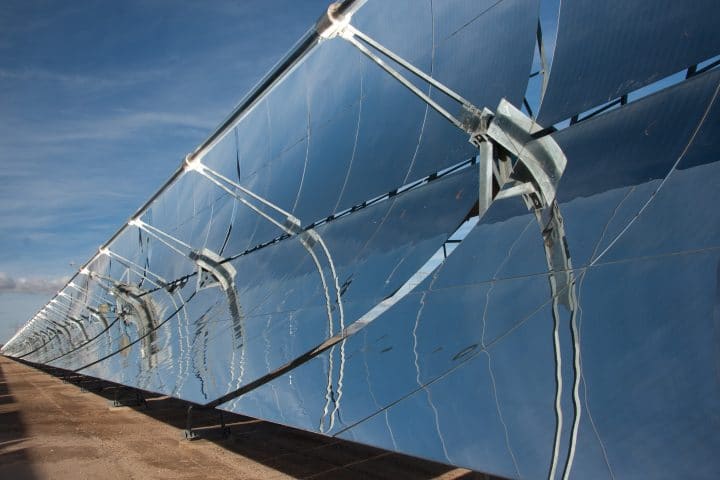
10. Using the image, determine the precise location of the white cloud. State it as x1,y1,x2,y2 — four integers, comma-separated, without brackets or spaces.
0,272,70,294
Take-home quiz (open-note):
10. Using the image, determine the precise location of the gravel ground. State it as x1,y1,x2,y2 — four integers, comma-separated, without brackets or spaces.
0,356,496,480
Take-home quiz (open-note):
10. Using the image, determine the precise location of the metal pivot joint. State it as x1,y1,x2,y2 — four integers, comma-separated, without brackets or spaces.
474,99,567,216
189,248,237,293
189,248,245,341
110,282,161,362
317,1,367,40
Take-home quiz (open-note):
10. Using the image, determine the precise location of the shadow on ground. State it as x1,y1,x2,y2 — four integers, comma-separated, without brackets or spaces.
12,358,501,479
0,361,38,480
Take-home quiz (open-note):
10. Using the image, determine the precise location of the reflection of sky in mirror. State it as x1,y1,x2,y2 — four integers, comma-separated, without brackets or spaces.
0,0,330,342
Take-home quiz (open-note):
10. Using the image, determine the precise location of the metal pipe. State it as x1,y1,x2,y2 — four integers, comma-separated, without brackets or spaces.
344,34,466,131
347,25,473,107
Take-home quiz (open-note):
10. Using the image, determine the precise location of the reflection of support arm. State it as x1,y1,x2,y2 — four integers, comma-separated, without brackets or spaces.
185,155,346,420
87,270,161,364
536,203,575,308
534,201,581,480
189,248,244,340
67,316,91,343
30,288,109,351
48,320,76,348
54,294,92,342
112,283,160,362
87,307,110,329
480,100,580,480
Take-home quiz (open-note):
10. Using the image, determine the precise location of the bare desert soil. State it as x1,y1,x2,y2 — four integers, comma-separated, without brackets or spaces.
0,356,495,479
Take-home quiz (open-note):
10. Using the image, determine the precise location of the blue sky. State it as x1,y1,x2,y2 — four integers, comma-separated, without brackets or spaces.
0,0,330,342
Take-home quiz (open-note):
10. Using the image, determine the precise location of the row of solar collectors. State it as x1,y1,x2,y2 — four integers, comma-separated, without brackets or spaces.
4,0,720,478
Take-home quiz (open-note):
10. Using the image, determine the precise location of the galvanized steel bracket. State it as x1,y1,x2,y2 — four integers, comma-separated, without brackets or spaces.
472,98,567,211
111,282,160,359
189,248,237,293
188,248,245,341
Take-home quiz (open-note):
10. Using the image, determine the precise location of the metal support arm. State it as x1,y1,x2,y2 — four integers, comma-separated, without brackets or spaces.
323,14,567,212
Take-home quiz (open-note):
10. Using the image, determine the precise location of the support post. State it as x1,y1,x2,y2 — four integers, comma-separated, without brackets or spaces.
184,404,199,440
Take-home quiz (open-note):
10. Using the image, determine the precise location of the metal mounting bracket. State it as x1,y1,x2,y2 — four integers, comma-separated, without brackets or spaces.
110,282,160,362
87,307,110,329
471,98,567,223
183,404,230,441
317,0,367,39
188,248,245,341
48,320,76,348
479,98,566,209
189,248,237,293
67,316,91,342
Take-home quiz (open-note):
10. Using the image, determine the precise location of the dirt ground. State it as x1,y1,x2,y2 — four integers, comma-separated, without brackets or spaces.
0,356,496,479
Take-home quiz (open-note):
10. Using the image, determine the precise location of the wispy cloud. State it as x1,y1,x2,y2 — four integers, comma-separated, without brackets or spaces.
0,66,170,89
1,108,221,147
35,110,221,143
0,272,69,294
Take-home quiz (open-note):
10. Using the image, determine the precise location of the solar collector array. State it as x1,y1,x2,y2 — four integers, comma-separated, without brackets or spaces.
4,0,720,478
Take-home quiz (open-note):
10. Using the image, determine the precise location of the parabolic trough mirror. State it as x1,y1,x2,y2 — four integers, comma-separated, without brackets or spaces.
3,1,720,478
